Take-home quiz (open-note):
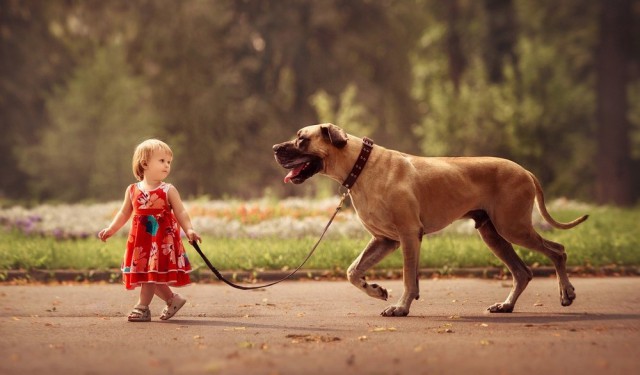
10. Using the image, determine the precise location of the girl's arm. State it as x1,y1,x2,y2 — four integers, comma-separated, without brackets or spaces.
98,187,133,242
168,185,201,243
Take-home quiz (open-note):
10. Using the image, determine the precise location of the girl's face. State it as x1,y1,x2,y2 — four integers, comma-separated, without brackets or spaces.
143,150,172,181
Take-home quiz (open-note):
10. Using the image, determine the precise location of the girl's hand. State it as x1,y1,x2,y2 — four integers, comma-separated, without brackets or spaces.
98,228,113,242
186,229,201,244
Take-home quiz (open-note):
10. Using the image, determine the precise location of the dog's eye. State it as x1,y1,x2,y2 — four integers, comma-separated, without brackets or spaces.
297,137,308,147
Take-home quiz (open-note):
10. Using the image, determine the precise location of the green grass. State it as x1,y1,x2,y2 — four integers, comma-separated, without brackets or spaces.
1,205,639,272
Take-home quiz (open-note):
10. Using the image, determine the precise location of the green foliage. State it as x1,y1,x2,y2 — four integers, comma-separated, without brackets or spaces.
412,0,599,201
0,0,638,204
20,43,158,201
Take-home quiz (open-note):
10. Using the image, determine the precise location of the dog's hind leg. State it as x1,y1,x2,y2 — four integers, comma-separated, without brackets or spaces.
513,233,575,307
475,214,533,313
494,219,576,308
347,237,399,302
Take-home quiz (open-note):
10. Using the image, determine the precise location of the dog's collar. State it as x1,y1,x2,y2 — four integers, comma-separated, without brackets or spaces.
342,137,374,189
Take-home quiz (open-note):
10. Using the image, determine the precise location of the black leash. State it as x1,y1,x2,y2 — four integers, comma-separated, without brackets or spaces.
189,191,349,290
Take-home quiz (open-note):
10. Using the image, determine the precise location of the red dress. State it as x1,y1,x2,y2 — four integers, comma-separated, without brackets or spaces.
121,182,192,289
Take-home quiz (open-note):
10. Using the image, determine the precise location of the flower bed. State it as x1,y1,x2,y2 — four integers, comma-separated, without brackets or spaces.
0,198,588,240
0,198,369,240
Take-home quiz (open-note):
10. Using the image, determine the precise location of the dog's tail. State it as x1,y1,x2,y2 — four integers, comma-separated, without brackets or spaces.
529,172,589,230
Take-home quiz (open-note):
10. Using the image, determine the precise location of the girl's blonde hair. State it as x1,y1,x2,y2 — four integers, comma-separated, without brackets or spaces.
132,139,173,181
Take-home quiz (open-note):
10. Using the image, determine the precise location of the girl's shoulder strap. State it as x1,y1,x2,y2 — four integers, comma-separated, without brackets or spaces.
128,183,139,199
161,182,173,193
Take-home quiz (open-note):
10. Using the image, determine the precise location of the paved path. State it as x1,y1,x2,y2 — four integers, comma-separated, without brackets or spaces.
1,277,639,374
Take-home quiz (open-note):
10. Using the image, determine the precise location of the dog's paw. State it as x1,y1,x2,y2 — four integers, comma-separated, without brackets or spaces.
486,302,514,313
368,283,388,301
380,305,409,317
560,285,576,306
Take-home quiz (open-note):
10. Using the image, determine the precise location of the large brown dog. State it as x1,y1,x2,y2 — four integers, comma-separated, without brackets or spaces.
273,124,588,317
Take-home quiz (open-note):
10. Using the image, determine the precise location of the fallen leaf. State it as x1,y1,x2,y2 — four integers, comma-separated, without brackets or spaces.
238,341,254,349
223,327,246,331
371,326,397,332
286,334,341,343
204,360,223,373
480,323,489,327
437,328,454,334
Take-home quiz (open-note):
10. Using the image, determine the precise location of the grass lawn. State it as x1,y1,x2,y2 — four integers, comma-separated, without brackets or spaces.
1,204,638,274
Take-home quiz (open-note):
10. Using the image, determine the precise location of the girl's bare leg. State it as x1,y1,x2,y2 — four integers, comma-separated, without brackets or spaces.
154,284,174,302
137,283,156,306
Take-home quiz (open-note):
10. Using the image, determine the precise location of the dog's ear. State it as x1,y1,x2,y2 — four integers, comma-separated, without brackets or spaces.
320,124,348,149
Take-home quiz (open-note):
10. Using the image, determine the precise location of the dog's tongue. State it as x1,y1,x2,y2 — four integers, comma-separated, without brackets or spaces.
284,163,307,183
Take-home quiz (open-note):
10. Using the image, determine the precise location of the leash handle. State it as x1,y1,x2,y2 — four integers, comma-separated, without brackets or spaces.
190,191,349,290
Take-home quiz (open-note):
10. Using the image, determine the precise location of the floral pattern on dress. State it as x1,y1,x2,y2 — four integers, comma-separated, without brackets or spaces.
121,182,191,290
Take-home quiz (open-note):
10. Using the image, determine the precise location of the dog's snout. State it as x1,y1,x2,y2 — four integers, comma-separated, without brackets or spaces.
273,142,289,153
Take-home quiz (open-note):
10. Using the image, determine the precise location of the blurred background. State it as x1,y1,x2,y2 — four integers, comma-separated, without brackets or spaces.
1,0,638,205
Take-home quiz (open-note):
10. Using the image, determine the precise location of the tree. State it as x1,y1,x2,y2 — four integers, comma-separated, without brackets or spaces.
22,43,158,201
413,0,599,201
596,0,634,206
0,0,74,200
482,0,518,84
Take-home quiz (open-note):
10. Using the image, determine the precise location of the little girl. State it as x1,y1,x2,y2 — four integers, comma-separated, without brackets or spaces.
99,139,201,322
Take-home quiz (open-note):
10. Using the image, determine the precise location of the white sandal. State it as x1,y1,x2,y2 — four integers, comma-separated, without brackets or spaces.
160,294,186,320
128,305,151,322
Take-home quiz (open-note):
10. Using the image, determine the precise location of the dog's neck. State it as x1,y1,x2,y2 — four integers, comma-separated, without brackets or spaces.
342,137,373,189
323,136,375,189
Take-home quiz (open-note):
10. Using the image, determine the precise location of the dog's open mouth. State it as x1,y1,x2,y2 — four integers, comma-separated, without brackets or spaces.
282,157,323,184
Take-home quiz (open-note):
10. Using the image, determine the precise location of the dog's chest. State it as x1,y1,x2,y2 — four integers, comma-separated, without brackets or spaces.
350,195,399,240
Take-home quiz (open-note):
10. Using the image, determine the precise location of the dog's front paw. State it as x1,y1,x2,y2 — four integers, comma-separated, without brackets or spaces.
368,283,388,301
560,285,576,306
380,304,409,317
486,302,514,313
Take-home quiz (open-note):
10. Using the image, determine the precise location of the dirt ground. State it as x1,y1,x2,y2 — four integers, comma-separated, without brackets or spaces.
1,277,639,374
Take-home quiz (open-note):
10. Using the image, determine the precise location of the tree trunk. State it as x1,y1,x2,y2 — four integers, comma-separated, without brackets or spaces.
446,0,466,93
483,0,518,84
596,0,633,206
